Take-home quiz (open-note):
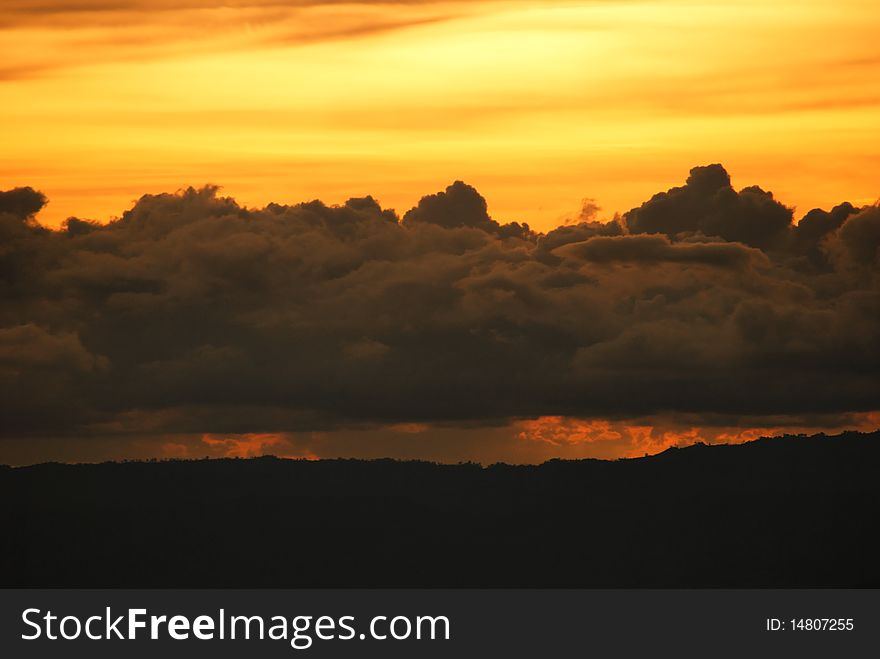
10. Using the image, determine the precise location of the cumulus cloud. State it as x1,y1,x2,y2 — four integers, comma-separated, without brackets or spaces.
832,206,880,268
0,186,46,219
624,163,794,250
0,165,878,442
402,180,534,239
558,233,768,269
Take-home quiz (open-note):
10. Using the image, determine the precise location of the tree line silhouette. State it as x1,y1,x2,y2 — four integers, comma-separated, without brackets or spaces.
2,431,878,587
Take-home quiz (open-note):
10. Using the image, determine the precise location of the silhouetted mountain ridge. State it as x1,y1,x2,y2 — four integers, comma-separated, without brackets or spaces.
2,431,878,587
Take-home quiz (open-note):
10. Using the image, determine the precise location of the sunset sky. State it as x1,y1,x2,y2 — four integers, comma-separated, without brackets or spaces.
2,0,879,229
1,1,879,465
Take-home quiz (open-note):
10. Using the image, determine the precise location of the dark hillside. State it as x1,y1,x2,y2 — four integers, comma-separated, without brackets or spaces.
2,431,878,587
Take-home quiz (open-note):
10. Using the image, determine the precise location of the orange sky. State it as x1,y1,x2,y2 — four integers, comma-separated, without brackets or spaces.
2,0,879,230
1,412,877,466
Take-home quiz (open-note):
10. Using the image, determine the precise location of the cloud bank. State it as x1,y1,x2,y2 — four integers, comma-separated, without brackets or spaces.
1,165,878,444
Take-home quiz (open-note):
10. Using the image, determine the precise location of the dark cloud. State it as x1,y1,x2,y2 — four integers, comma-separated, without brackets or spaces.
536,218,622,255
833,205,880,268
788,201,858,269
0,186,47,219
402,180,533,239
558,233,767,269
0,164,878,440
624,164,793,250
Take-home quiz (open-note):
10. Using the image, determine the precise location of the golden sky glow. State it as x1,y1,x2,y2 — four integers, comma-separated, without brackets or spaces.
1,0,878,229
1,411,878,465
